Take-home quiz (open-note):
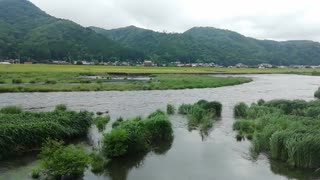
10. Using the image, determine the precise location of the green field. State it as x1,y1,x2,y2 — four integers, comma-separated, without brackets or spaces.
0,65,252,92
1,64,320,74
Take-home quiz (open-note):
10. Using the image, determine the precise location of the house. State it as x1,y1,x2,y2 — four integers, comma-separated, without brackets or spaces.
52,61,69,64
258,63,273,69
235,63,248,68
4,59,20,64
24,62,33,64
143,60,153,67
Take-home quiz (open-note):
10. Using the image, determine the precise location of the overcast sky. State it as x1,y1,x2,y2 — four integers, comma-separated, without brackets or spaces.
29,0,320,42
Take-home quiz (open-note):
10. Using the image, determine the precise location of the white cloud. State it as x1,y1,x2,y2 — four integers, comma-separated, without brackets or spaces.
29,0,320,41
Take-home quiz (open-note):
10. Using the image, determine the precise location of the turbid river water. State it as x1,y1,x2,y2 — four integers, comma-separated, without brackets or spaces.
0,74,320,180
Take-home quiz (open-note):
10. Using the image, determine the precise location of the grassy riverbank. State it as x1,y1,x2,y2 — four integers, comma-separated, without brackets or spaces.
1,64,320,74
0,72,251,92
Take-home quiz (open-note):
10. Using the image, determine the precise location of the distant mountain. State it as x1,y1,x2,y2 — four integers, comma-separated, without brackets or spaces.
0,0,143,62
1,0,320,65
91,26,320,65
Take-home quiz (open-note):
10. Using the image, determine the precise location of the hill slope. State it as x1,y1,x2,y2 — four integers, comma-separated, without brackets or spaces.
0,0,143,62
91,26,320,66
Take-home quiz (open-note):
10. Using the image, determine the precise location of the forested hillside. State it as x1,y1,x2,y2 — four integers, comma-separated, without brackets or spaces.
1,0,320,65
0,0,143,62
92,26,320,66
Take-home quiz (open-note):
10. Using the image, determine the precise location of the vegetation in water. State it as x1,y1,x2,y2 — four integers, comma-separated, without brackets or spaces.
178,100,222,131
0,105,93,160
102,110,173,159
233,99,320,169
94,116,111,132
35,140,90,180
234,102,248,118
166,104,175,115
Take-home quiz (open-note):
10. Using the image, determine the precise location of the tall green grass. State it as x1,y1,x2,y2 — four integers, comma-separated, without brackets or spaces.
0,105,94,160
233,99,320,169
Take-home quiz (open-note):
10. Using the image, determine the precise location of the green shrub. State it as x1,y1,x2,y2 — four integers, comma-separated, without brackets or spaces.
45,80,57,84
315,88,320,99
38,140,90,179
54,104,67,111
234,102,248,118
12,79,22,84
90,153,109,174
0,106,23,114
80,80,91,84
29,80,36,84
257,99,265,106
102,111,173,159
236,134,244,141
31,167,41,179
233,120,255,135
94,116,111,132
167,104,175,115
112,117,124,128
144,113,173,142
96,111,103,116
102,128,130,158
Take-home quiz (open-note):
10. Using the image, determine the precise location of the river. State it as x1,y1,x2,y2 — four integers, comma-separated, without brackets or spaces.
0,74,320,180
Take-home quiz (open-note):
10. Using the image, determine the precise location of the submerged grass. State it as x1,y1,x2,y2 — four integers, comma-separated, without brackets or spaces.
233,99,320,169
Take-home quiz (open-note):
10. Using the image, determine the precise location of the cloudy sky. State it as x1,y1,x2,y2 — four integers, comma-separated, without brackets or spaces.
29,0,320,42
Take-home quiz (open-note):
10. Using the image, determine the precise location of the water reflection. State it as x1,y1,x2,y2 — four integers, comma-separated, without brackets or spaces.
270,160,320,180
97,138,173,180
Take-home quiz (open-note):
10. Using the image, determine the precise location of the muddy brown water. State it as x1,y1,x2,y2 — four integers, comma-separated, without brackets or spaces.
0,74,320,180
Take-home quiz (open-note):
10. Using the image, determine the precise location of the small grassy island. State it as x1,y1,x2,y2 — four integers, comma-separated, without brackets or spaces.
233,99,320,170
0,71,251,92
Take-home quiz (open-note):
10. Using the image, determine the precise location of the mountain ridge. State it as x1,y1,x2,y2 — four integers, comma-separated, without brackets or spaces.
1,0,320,65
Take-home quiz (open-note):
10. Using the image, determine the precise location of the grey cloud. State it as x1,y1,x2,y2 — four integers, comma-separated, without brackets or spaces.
29,0,320,42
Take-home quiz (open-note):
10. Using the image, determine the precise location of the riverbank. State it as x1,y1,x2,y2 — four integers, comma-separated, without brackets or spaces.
1,64,320,75
0,72,251,92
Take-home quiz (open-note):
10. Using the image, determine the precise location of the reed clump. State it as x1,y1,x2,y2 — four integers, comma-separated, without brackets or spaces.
233,99,320,169
0,105,93,160
178,100,222,131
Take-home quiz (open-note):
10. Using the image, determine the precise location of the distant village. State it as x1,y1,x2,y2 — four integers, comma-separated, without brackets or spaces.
1,59,320,69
